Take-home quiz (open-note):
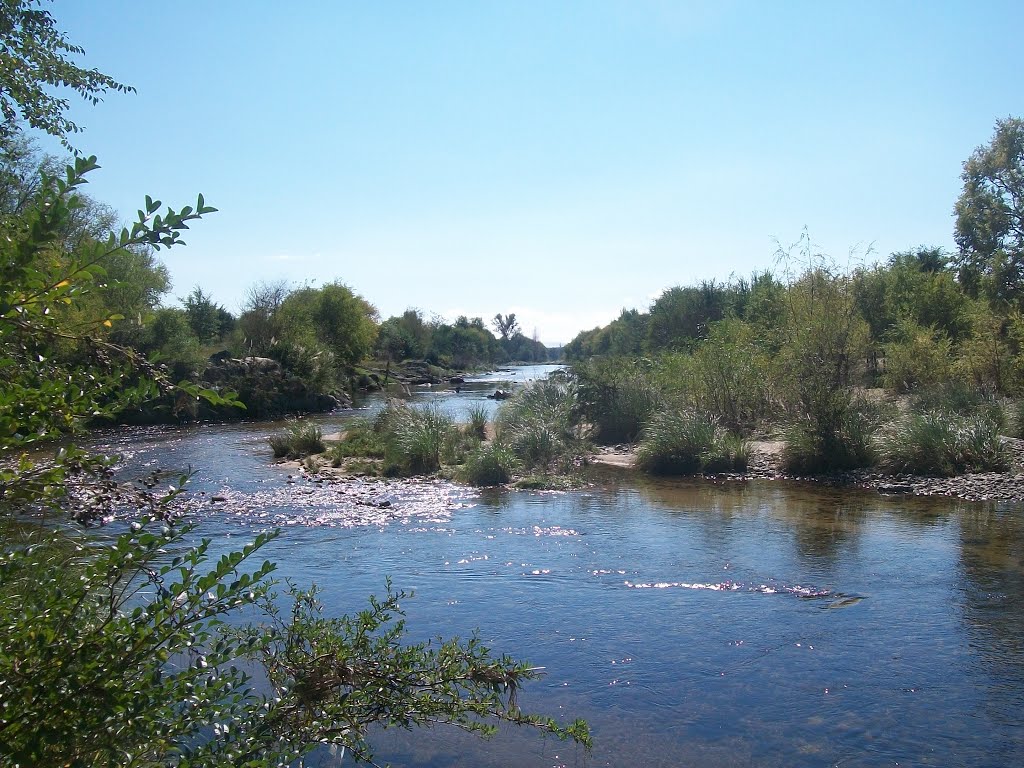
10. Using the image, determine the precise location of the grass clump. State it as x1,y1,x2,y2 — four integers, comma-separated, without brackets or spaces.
268,420,325,459
781,396,879,474
327,419,386,463
463,403,489,440
574,359,661,444
457,443,516,486
876,411,1010,476
636,408,749,476
377,401,460,476
495,376,591,473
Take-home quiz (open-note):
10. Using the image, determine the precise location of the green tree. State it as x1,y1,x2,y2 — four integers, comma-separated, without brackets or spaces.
492,312,520,341
954,117,1024,307
0,0,134,145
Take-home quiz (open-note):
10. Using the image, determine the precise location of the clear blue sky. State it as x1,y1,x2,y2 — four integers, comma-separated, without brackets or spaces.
44,0,1024,344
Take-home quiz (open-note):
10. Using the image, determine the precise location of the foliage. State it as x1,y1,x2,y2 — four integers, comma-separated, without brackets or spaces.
464,402,489,440
684,318,776,431
277,281,378,368
492,312,520,341
183,285,232,343
635,408,749,475
458,442,516,486
646,281,730,353
0,0,134,146
573,357,661,444
327,419,386,462
376,401,460,475
268,420,325,459
781,398,879,474
237,279,288,356
876,411,1010,476
881,319,954,393
954,116,1024,307
495,374,591,472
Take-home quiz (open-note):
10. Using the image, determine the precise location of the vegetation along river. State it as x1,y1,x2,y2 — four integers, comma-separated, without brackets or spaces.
87,365,1024,767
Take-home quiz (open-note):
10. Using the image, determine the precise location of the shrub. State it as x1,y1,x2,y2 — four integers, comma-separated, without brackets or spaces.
378,402,459,475
463,403,489,440
882,320,954,393
328,419,386,460
685,318,776,431
458,443,517,486
635,408,749,475
781,396,878,474
268,420,325,459
877,411,1010,476
496,376,590,472
573,358,661,444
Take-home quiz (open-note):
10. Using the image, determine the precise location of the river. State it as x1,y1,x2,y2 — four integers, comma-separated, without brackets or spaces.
86,365,1024,767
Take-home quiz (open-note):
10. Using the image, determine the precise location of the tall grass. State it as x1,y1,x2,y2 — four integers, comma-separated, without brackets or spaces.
495,376,590,472
463,403,489,440
876,411,1009,476
268,420,325,459
457,443,516,486
781,397,878,474
376,401,460,476
573,359,661,444
635,409,749,475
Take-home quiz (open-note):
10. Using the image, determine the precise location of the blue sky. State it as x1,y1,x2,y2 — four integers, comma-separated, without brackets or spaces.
45,1,1024,344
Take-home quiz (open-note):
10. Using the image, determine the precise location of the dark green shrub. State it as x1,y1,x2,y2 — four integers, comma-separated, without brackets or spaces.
268,420,325,459
458,443,516,486
496,377,590,472
636,408,749,475
877,411,1010,476
781,397,878,474
573,358,661,443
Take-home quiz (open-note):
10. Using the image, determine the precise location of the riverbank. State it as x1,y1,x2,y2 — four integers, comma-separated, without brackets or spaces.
275,428,1024,504
592,437,1024,503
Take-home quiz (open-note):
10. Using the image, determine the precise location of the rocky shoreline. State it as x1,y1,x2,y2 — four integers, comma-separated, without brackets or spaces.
592,437,1024,504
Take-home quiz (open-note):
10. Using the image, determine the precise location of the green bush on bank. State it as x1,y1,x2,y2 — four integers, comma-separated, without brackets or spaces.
495,375,591,472
636,409,749,475
781,397,879,474
876,411,1009,476
573,358,660,443
268,420,325,459
376,401,461,476
458,442,517,486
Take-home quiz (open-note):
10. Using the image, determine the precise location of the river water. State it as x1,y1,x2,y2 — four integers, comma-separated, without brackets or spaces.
86,365,1024,767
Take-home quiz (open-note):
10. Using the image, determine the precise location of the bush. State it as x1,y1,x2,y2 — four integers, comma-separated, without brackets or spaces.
496,376,590,472
877,411,1010,476
573,359,661,444
458,443,517,486
635,408,749,475
910,381,1008,431
882,320,954,393
464,403,489,440
377,401,459,475
327,419,386,462
268,420,325,459
781,397,879,474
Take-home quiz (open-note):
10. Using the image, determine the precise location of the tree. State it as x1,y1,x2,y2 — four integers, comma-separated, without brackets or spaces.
492,312,520,341
183,285,227,343
954,117,1024,307
0,158,589,765
0,0,134,145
